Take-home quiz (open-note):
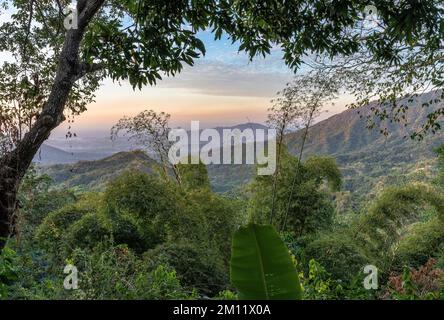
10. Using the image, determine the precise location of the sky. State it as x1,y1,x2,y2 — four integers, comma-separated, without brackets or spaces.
0,7,352,139
51,30,352,138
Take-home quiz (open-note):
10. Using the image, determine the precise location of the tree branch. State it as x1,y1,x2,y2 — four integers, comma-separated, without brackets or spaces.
5,0,106,178
75,62,105,81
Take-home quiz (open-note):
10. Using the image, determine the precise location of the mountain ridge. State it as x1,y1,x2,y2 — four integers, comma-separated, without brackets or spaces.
40,91,443,201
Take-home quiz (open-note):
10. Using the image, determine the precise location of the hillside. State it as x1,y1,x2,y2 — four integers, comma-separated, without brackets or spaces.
38,148,255,193
40,93,443,201
285,91,443,203
40,150,159,190
33,144,84,165
33,144,110,165
286,91,443,158
38,123,270,166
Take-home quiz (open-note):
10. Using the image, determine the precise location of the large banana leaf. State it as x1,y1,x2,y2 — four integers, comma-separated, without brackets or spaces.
230,223,302,300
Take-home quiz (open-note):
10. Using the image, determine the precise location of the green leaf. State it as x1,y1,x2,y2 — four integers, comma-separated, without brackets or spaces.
230,223,302,300
194,38,206,55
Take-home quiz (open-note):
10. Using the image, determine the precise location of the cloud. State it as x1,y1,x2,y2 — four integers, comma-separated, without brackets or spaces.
157,58,294,98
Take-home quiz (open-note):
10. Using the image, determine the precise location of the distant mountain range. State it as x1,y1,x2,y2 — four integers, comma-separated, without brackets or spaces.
36,122,270,165
39,91,443,203
285,90,443,158
41,150,158,190
284,91,443,201
34,137,137,164
33,144,110,165
200,122,268,133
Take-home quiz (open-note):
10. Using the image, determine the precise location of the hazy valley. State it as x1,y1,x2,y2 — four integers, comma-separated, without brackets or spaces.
38,93,443,208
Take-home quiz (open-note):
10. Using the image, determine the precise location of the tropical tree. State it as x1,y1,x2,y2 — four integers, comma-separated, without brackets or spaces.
311,0,444,139
280,72,340,231
111,110,182,183
267,72,340,225
267,90,301,225
352,184,444,273
0,0,365,248
249,148,341,236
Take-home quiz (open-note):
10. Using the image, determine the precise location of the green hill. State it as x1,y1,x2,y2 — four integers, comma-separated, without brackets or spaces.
40,150,159,191
40,92,443,203
284,91,443,203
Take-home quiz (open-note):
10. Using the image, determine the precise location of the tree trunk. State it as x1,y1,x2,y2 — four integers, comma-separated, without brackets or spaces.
0,0,105,251
0,163,19,249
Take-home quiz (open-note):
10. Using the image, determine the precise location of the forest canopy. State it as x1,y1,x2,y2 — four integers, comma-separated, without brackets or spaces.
1,0,444,303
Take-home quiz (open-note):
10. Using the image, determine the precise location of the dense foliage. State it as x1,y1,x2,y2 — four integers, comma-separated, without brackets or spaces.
1,141,443,300
1,162,243,299
0,0,444,301
249,146,340,236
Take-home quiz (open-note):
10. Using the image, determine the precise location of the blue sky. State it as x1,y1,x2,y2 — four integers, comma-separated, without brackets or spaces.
56,29,354,138
0,7,350,138
54,29,310,137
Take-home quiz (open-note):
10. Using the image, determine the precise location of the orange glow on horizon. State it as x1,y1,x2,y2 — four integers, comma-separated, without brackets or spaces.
54,81,353,136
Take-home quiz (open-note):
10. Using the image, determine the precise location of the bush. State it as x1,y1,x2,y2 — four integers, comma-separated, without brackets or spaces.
177,160,211,191
35,206,86,248
18,189,77,239
300,259,375,300
0,246,19,299
104,171,177,223
133,265,197,300
356,184,444,266
109,212,163,253
70,242,195,300
304,233,370,281
18,168,76,238
248,149,338,236
65,213,112,249
215,290,238,300
184,190,241,261
35,193,100,248
144,242,229,296
33,193,104,260
103,171,183,246
383,259,444,300
300,259,345,299
393,218,444,271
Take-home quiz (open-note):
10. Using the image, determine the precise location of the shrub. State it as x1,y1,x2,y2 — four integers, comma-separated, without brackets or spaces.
300,259,345,300
133,265,197,300
177,160,211,191
103,171,182,246
144,242,229,296
108,212,161,253
393,218,444,271
18,188,77,239
300,259,375,300
383,259,444,300
65,213,112,249
0,246,19,299
184,190,241,261
104,171,177,223
355,184,444,268
18,168,74,236
215,290,238,300
248,149,338,236
35,206,87,248
304,233,370,281
34,193,102,257
62,242,196,300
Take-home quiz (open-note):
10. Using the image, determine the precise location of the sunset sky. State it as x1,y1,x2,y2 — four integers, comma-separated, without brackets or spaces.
0,7,357,140
48,30,352,138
